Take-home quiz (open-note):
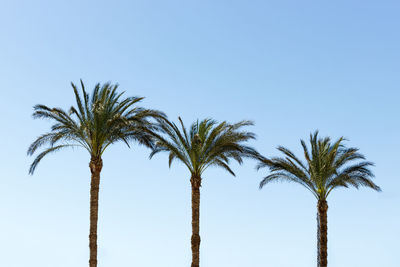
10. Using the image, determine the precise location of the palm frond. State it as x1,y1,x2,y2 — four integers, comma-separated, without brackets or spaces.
29,145,79,174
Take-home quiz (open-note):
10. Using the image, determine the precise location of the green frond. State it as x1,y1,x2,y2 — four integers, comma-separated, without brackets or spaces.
259,172,318,198
277,146,308,173
168,152,176,168
29,144,78,174
178,117,190,145
71,82,86,120
27,133,58,156
208,159,236,176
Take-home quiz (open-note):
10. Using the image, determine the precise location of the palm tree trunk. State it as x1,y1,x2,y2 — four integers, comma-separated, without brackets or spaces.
89,156,103,267
190,174,202,267
317,200,328,267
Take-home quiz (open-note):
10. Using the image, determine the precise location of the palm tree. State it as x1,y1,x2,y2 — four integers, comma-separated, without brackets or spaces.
27,81,165,267
149,117,259,267
257,131,380,267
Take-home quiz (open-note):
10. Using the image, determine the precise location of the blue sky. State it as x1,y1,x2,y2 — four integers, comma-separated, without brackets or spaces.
0,1,399,266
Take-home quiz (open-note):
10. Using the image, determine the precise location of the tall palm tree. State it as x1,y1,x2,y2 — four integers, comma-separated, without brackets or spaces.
149,117,259,267
27,81,165,267
257,131,380,267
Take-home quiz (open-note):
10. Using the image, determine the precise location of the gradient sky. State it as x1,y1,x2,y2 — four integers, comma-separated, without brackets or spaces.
0,1,399,266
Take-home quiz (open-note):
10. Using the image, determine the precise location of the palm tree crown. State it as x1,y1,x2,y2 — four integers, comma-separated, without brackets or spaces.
150,117,259,177
257,131,381,199
27,80,164,174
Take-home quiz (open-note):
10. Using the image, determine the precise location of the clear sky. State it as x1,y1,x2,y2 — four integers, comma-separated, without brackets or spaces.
0,1,399,266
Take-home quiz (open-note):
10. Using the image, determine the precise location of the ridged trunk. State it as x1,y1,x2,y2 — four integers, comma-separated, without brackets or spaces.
317,200,328,267
89,157,103,267
190,174,201,267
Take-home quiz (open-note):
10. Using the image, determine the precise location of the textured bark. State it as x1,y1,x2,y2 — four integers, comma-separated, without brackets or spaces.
89,157,103,267
190,175,201,267
317,200,328,267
